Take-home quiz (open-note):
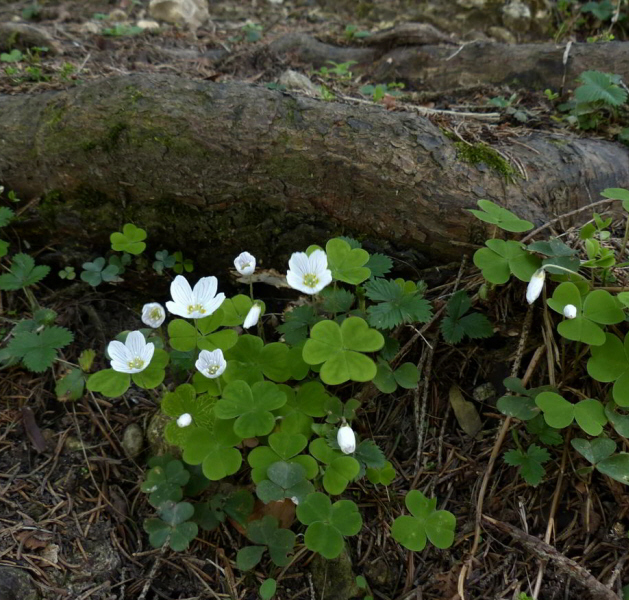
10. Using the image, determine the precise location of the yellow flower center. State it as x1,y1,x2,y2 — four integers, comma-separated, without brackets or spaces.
207,364,220,375
187,304,207,315
127,357,145,370
149,308,162,320
303,273,319,288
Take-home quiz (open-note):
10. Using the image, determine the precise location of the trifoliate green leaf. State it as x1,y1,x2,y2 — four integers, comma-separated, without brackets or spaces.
110,223,147,255
0,253,50,290
7,326,73,372
468,199,533,232
0,206,15,227
365,253,393,278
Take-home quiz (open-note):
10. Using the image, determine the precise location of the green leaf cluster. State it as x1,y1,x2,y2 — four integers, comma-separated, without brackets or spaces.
236,516,296,570
468,199,533,232
0,253,49,290
440,291,493,344
535,392,607,436
143,501,198,551
6,325,73,372
504,444,550,486
473,240,540,285
364,279,432,329
110,223,147,255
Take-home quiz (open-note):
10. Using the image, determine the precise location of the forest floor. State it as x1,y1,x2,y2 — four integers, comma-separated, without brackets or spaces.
1,1,629,600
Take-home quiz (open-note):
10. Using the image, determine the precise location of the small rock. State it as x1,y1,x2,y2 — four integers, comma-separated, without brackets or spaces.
278,69,321,96
122,423,144,458
149,0,209,29
64,436,85,453
310,550,360,600
473,382,496,403
137,19,161,30
146,412,180,457
0,566,39,600
108,9,128,22
502,1,531,32
487,26,516,44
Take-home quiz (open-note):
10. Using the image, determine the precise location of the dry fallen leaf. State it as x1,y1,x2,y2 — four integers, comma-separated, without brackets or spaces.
448,385,482,439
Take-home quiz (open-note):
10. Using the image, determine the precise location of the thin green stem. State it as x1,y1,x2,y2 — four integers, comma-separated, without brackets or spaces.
620,216,629,262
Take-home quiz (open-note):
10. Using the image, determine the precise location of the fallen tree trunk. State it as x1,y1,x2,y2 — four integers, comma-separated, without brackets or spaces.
0,73,628,269
269,34,629,94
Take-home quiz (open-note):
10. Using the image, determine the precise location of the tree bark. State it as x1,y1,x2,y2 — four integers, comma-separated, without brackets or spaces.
0,73,628,268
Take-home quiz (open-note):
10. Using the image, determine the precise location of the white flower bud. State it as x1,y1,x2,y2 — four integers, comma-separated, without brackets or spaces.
234,251,256,276
526,269,545,304
290,496,299,505
563,304,577,319
177,413,192,428
243,302,262,329
337,425,356,455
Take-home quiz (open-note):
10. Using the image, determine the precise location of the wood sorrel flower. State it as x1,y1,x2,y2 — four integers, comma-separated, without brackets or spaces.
177,413,192,427
243,302,262,329
195,349,227,379
563,304,577,319
166,275,225,319
141,302,166,328
526,268,545,304
337,425,356,454
286,249,332,295
108,331,154,374
234,251,256,276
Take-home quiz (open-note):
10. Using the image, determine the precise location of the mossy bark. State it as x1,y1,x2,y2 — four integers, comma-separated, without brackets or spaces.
0,73,628,269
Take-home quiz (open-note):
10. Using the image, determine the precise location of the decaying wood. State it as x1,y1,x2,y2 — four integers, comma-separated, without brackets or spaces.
482,516,620,600
0,73,628,267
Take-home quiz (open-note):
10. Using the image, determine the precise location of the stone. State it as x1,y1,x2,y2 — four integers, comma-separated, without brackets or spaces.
278,69,321,96
108,9,127,21
502,1,532,32
310,550,360,600
121,423,144,458
137,19,161,30
149,0,209,29
0,566,38,600
487,25,516,43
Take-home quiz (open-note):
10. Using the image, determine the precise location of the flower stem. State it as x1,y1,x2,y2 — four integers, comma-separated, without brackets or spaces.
216,378,222,396
620,216,629,262
249,279,254,302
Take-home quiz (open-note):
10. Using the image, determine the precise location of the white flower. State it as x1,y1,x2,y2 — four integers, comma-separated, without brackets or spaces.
141,302,166,328
177,413,192,427
108,331,154,374
563,304,577,319
286,249,333,295
234,251,256,276
166,275,225,319
290,496,299,505
526,268,546,304
196,349,227,379
337,425,356,455
243,302,262,329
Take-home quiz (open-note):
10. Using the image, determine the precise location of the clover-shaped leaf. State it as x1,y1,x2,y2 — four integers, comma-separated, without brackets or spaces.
143,501,198,551
535,392,607,436
496,377,551,421
571,437,616,465
391,491,456,551
141,459,190,507
237,516,296,570
373,360,420,393
601,187,629,212
303,317,384,385
256,461,314,505
587,333,629,407
326,238,371,285
131,348,169,390
296,493,362,559
161,384,217,446
595,454,629,486
547,283,624,346
248,432,317,482
224,335,291,383
221,295,256,326
86,368,131,398
323,396,360,424
168,309,237,353
605,401,629,437
528,237,580,275
473,239,540,285
309,437,360,494
366,461,396,486
110,223,147,255
468,199,533,232
181,419,242,480
215,380,286,438
440,290,493,344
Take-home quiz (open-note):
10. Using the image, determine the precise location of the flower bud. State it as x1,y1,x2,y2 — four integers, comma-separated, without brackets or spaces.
243,302,262,329
526,269,545,304
141,302,166,328
177,413,192,428
290,496,299,505
563,304,577,319
337,425,356,455
234,251,256,276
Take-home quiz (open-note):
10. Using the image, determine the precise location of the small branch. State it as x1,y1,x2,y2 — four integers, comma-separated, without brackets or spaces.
482,516,619,600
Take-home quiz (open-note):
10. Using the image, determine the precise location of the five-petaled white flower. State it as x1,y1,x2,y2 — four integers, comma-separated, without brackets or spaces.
234,251,256,276
526,268,546,304
563,304,577,319
286,249,332,295
166,275,225,319
141,302,166,328
177,413,192,428
196,349,227,379
337,425,356,455
108,331,154,374
243,302,262,329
